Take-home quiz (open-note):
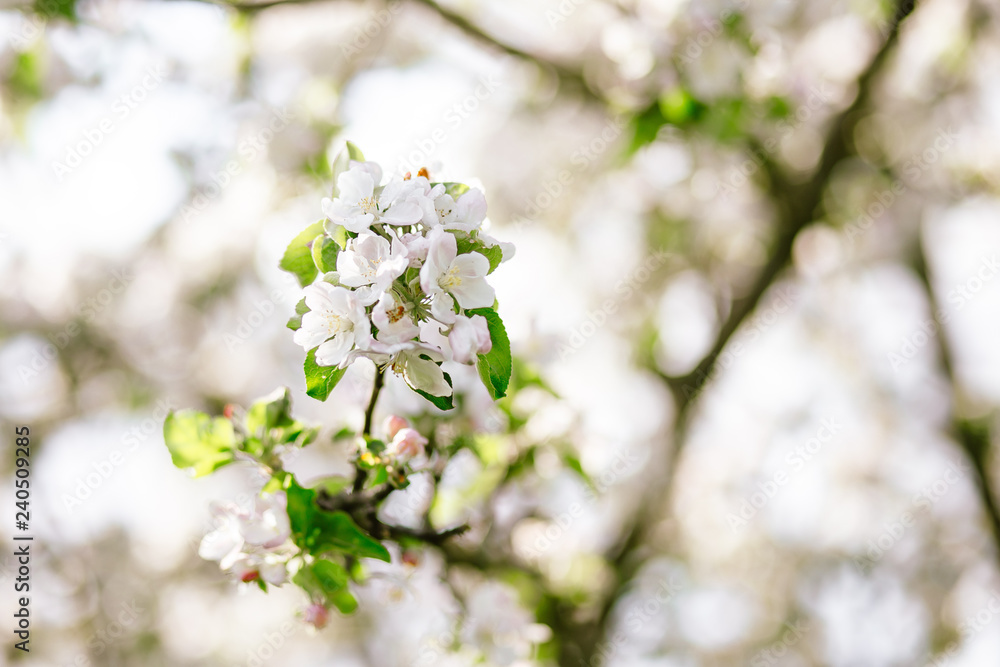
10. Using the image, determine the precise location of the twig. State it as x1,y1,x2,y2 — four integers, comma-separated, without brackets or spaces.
910,233,1000,551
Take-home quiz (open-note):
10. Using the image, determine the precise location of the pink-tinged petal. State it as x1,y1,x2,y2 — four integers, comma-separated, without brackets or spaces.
315,333,354,367
452,251,490,279
452,278,495,310
390,428,428,460
455,189,487,227
384,415,410,440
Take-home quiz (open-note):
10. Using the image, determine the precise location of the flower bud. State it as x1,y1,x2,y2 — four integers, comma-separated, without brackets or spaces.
390,427,427,461
383,414,410,440
304,603,330,629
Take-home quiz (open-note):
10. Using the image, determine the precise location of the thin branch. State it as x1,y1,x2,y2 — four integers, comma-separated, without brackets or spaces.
910,233,1000,551
408,0,602,104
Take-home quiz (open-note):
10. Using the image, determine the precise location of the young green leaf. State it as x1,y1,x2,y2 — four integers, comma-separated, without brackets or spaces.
310,234,342,274
287,297,309,331
467,308,512,399
280,221,325,287
163,411,236,477
304,347,348,401
312,511,391,562
246,387,294,436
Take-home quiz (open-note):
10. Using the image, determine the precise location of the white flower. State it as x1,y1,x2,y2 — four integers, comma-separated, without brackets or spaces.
293,282,371,367
382,175,443,226
199,492,294,583
238,493,291,549
337,233,409,305
449,314,492,364
435,188,487,232
400,232,429,268
391,345,451,397
372,292,420,345
479,231,516,263
420,227,495,311
322,161,425,233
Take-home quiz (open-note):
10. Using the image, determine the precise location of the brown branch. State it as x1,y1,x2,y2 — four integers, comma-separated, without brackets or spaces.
194,0,602,103
910,233,1000,552
561,2,921,665
408,0,602,104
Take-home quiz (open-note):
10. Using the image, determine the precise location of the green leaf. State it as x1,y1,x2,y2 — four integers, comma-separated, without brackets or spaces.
323,220,349,249
329,588,358,614
280,221,325,287
311,234,342,273
34,0,76,21
286,480,317,549
292,559,354,612
440,182,469,198
287,297,309,331
163,411,236,477
313,511,391,562
658,87,706,126
345,141,365,162
467,308,512,400
413,372,455,410
480,244,503,274
304,347,348,401
246,387,294,436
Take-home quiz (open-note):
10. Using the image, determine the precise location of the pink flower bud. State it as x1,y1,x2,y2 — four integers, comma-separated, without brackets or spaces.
390,428,428,461
384,415,410,440
304,603,329,629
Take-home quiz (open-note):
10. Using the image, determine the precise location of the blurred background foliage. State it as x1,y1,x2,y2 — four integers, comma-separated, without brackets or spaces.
3,0,1000,665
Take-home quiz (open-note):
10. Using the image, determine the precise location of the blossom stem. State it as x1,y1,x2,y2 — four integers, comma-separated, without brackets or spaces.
353,367,386,493
363,366,385,437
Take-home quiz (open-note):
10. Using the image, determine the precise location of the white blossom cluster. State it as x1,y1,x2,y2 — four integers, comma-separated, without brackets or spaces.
292,160,513,397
